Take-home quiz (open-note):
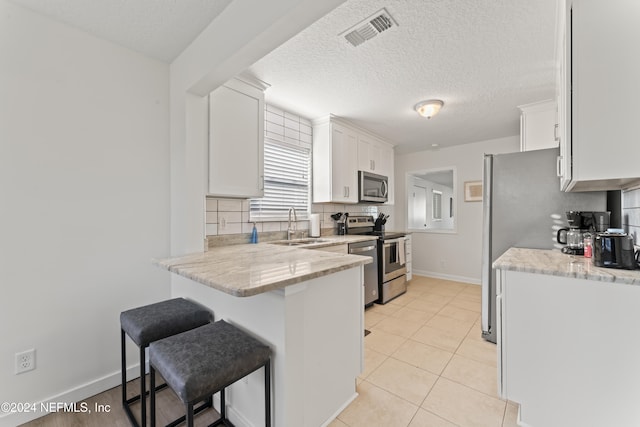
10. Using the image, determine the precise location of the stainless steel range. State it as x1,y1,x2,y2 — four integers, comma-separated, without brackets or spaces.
346,215,407,304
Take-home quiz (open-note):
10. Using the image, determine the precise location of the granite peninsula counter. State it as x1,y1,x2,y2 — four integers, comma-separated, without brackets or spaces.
153,237,374,297
154,237,375,427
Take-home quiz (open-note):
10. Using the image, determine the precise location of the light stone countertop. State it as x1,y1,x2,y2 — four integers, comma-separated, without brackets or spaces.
153,235,377,297
494,247,640,285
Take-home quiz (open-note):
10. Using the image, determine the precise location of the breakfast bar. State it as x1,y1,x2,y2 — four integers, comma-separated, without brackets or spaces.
153,241,373,427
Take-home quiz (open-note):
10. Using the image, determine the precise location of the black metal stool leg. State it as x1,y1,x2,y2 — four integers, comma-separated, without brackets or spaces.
140,345,146,427
220,388,226,420
186,402,194,427
265,359,271,427
121,330,127,407
150,365,156,427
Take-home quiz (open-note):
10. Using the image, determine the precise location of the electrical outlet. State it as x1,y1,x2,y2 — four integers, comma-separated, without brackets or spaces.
15,349,36,374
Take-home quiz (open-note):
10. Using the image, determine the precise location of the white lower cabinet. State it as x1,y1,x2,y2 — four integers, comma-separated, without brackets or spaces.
404,235,412,281
208,77,266,198
497,269,640,427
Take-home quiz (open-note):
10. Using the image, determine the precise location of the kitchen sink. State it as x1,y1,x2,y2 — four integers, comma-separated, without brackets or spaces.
269,238,330,246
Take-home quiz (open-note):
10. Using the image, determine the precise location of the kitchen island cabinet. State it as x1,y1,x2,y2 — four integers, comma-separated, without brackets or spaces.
154,244,370,426
494,248,640,427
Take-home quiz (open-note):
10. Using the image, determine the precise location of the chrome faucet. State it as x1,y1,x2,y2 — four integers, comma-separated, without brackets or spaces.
287,207,298,240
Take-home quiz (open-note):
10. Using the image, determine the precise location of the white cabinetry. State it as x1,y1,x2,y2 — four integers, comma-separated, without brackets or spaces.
313,115,395,204
208,78,266,198
557,0,640,191
358,135,394,178
312,118,358,203
497,269,640,427
518,100,557,152
404,234,412,281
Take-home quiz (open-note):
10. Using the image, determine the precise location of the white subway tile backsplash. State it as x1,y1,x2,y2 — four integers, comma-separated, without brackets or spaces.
218,223,242,235
266,104,284,116
218,199,243,212
262,222,282,232
218,211,242,224
205,199,218,211
266,121,285,136
284,117,300,131
284,111,298,122
205,224,218,236
623,189,640,210
300,132,312,144
266,110,284,126
205,211,218,224
624,208,640,228
265,131,284,142
242,222,261,234
300,123,312,135
284,127,300,140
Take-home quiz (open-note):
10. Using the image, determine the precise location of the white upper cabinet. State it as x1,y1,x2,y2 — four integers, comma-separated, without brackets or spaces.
313,115,395,204
518,100,558,152
208,77,266,198
358,135,394,180
558,0,640,191
312,118,358,203
357,136,381,173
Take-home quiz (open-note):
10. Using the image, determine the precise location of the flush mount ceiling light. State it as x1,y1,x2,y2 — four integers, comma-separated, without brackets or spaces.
414,100,444,119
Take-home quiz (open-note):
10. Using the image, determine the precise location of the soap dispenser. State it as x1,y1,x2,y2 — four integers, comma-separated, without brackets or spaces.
250,223,258,244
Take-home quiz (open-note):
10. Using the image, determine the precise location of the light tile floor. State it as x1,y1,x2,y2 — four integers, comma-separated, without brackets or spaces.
329,275,519,427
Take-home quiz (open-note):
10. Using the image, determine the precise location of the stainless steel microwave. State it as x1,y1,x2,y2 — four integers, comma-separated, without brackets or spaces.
358,171,388,203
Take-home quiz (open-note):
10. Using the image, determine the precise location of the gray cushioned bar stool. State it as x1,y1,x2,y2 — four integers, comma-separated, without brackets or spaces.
149,320,271,427
120,298,212,427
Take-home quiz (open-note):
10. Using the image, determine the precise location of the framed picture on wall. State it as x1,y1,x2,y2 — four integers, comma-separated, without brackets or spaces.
464,181,482,202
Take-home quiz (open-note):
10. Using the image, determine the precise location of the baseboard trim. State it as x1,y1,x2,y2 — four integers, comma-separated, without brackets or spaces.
0,365,139,427
320,392,359,427
411,270,480,285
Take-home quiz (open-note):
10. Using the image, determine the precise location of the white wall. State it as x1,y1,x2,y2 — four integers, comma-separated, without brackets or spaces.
169,0,346,259
395,136,519,283
0,2,170,425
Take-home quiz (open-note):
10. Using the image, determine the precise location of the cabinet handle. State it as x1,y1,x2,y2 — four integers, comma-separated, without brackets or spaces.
554,124,559,141
346,186,350,198
556,155,562,178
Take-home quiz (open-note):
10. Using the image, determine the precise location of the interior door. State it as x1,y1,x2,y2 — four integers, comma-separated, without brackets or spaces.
410,184,427,229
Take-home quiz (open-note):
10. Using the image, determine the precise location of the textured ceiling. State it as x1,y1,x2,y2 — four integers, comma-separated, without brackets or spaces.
9,0,233,62
10,0,558,154
246,0,558,153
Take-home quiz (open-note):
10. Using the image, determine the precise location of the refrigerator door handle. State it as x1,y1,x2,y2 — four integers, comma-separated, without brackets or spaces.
481,154,493,335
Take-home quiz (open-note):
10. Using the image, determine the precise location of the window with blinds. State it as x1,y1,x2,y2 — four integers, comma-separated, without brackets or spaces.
250,138,311,220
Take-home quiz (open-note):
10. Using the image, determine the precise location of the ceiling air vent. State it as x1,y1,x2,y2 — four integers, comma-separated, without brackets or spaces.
340,8,397,47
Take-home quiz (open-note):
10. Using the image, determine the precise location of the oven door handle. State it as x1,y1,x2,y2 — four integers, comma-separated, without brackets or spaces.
349,245,377,254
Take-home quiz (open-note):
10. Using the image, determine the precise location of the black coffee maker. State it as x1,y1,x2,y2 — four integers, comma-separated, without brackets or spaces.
557,211,610,255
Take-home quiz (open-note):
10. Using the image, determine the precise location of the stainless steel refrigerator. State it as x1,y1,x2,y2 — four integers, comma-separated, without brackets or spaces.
481,148,607,343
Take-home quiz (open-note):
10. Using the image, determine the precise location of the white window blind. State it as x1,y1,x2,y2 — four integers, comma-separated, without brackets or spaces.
250,138,310,220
